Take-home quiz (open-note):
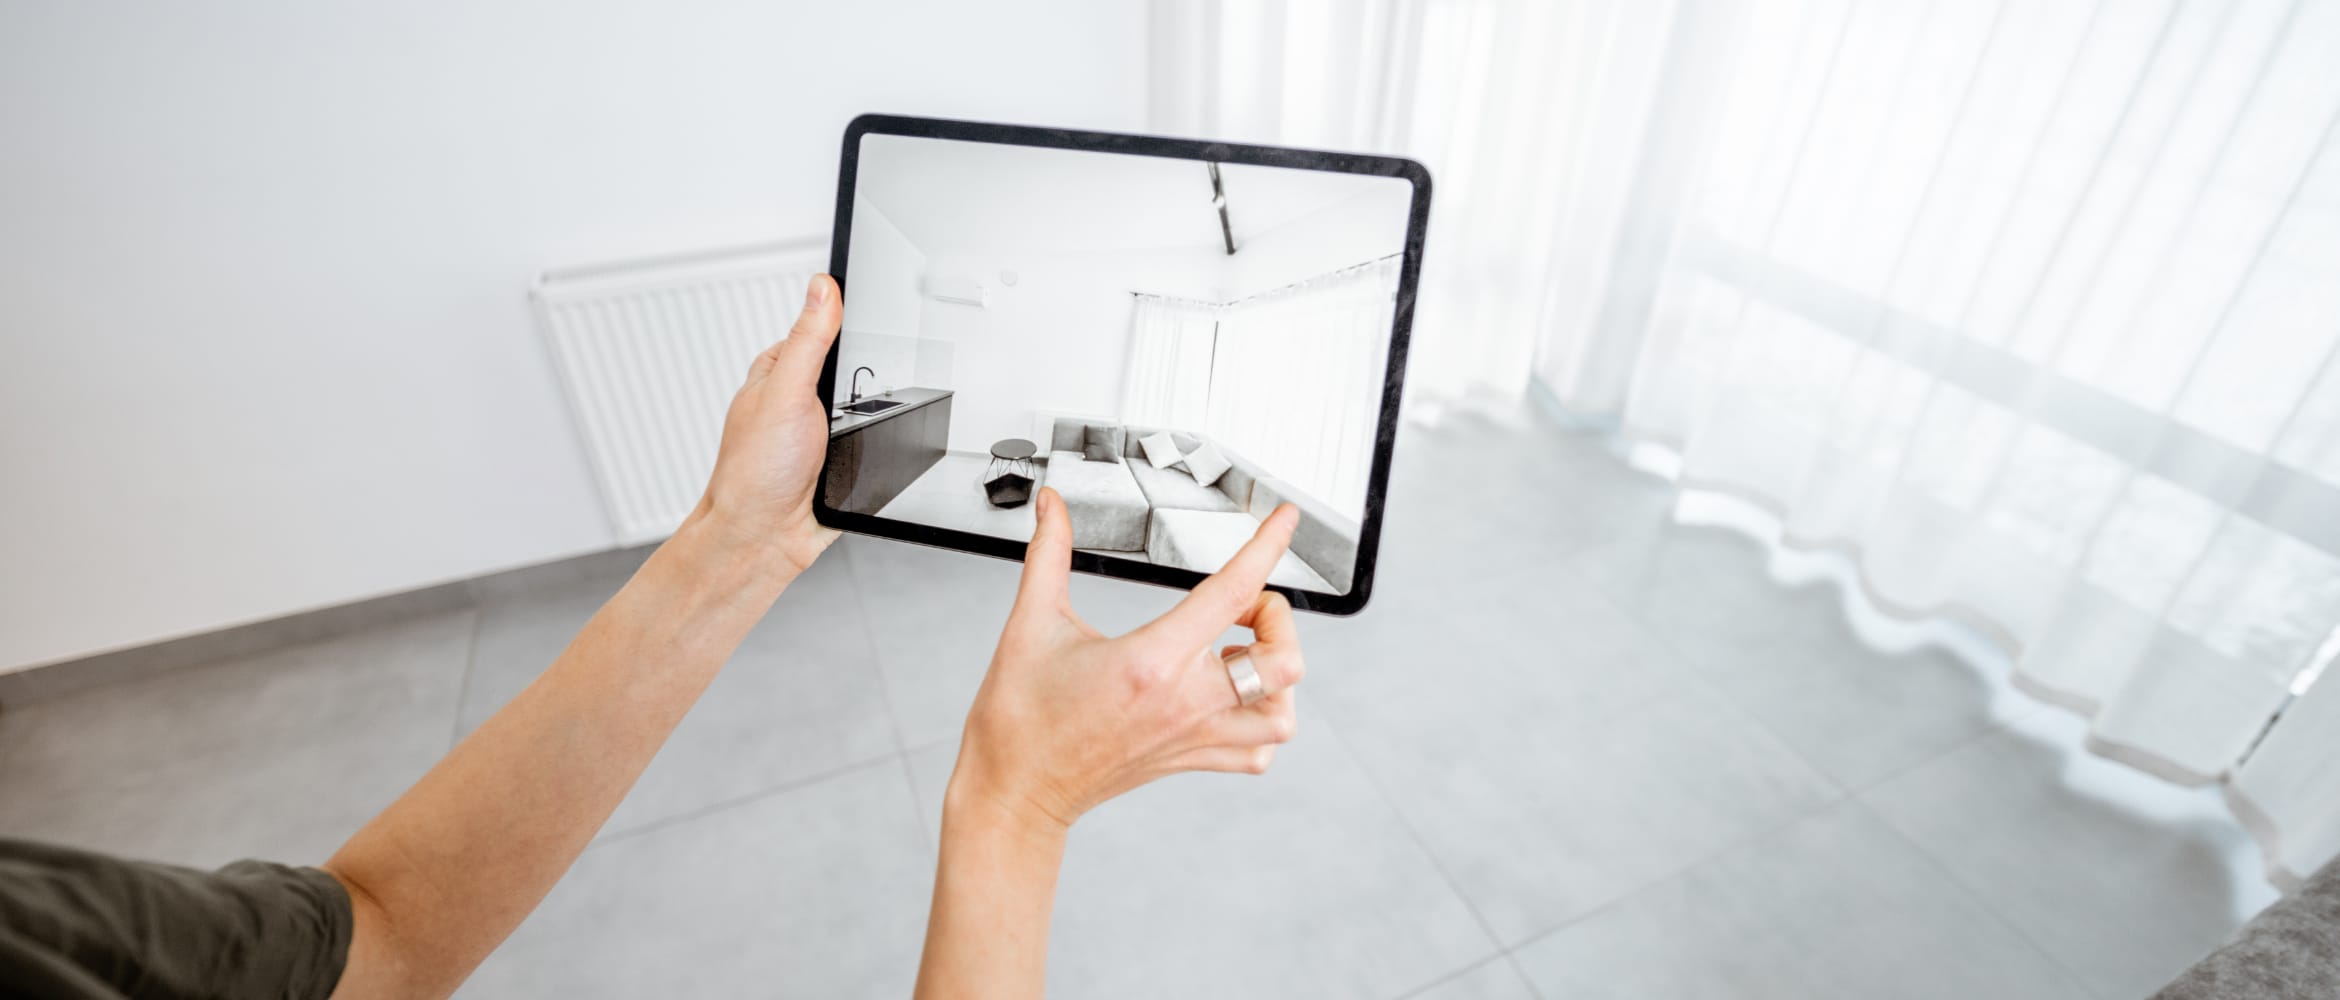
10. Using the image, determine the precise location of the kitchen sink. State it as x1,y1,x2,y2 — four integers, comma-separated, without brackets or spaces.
840,398,905,415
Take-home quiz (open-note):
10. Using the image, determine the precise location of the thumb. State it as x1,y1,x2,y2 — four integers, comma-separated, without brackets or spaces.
755,274,841,388
1013,487,1076,618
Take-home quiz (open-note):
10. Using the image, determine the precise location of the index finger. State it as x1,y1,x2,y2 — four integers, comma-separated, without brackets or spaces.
1136,503,1299,649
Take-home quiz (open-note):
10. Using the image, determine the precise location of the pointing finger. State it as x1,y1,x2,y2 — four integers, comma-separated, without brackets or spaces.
1137,503,1298,651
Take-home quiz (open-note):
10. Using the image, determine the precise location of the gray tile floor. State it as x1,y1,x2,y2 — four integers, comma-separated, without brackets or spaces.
0,408,2279,998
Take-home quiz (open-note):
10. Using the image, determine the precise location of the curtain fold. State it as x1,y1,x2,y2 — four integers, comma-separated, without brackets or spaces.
1123,259,1402,521
1155,0,2340,886
1205,257,1401,521
1123,295,1220,431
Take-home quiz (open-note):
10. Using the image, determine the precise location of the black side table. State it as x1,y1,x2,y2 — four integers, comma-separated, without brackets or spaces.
983,438,1038,508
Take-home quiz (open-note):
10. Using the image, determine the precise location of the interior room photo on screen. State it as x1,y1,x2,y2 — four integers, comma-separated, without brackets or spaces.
820,134,1410,596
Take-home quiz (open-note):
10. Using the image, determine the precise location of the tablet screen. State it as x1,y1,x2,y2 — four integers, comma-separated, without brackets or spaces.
818,116,1427,614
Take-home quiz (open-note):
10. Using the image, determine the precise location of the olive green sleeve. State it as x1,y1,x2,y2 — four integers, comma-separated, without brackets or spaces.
0,838,351,1000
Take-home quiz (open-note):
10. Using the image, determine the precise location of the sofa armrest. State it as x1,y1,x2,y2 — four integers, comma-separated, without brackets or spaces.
1248,477,1361,594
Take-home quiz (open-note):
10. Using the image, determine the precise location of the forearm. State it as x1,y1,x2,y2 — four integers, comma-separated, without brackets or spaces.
325,513,795,998
915,772,1069,1000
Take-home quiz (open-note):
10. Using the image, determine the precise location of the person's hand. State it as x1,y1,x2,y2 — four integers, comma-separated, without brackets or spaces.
692,274,845,576
947,486,1308,836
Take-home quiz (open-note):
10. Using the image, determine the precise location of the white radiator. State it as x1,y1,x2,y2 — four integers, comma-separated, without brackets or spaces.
532,239,828,545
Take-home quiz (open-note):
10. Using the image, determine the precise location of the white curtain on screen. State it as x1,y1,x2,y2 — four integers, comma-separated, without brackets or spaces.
1123,295,1220,431
1153,0,2340,886
1122,259,1399,522
1205,257,1401,522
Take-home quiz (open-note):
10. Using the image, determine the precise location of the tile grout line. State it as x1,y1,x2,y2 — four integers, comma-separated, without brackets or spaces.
901,733,956,757
1544,570,1870,904
897,752,938,854
1555,543,1861,808
836,545,936,853
1386,952,1510,1000
1549,497,2064,975
1446,543,1891,982
1561,495,2038,802
439,551,927,854
1337,670,1831,1000
1353,513,1845,998
1314,710,1517,997
1582,538,2038,822
1842,716,2006,797
446,605,486,752
1501,952,1540,999
840,545,913,759
589,752,905,849
1491,795,1841,980
1852,795,2114,1000
899,734,958,852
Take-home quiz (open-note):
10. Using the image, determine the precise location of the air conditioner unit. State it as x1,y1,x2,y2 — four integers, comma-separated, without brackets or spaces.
926,271,988,307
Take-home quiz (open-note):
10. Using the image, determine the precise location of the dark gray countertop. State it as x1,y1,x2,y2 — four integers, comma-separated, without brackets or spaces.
827,387,953,438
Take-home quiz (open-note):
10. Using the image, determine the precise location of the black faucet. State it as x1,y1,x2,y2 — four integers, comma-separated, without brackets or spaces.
850,366,876,403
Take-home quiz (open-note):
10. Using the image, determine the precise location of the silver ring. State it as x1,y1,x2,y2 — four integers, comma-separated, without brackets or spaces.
1224,651,1266,707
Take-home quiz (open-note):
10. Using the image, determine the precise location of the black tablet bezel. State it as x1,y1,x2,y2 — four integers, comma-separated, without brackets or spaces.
814,113,1430,616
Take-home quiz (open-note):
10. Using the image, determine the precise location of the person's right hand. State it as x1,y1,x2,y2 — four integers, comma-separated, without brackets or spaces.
947,486,1308,835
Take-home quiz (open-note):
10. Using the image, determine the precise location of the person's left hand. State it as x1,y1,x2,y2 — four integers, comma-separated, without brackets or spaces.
948,487,1307,836
693,274,845,576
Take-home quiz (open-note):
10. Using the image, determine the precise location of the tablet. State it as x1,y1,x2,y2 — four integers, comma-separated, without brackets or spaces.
815,114,1429,616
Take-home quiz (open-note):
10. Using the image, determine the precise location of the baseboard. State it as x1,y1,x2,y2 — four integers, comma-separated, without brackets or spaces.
0,542,661,707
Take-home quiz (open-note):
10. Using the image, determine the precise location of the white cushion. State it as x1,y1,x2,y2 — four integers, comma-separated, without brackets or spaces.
1182,441,1232,487
1138,431,1184,469
1043,450,1149,551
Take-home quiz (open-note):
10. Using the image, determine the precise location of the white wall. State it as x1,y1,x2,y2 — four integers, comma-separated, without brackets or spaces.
839,184,1410,458
0,1,1148,672
848,132,1235,454
841,196,927,340
918,247,1223,453
838,195,950,396
833,128,1413,477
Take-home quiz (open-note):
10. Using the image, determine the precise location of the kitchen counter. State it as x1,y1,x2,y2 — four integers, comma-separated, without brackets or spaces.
823,387,954,515
828,387,954,438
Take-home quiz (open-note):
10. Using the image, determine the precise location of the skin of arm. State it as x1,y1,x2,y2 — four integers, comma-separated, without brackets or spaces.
320,276,847,1000
915,488,1310,999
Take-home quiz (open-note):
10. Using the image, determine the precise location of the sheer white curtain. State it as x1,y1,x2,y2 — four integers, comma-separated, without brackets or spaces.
1155,0,2340,886
1122,259,1400,521
1124,295,1220,431
1205,257,1402,521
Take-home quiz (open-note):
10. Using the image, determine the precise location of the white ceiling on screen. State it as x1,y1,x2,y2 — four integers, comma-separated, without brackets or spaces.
855,133,1405,256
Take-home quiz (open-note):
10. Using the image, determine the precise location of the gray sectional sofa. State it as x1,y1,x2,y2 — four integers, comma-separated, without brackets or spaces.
1041,418,1361,593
